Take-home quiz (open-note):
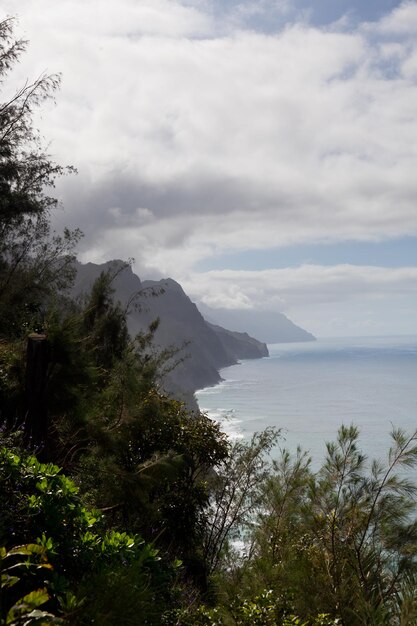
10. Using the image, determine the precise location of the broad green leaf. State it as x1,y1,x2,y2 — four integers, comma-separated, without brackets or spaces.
1,573,20,588
7,544,45,557
21,588,50,607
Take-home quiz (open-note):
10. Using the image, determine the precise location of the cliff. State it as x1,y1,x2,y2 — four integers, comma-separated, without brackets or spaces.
208,323,269,361
72,261,268,401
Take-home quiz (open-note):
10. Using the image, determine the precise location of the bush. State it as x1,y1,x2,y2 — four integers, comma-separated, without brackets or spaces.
0,444,176,624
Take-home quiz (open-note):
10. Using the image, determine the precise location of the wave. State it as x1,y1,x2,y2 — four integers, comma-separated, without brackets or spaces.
199,406,244,440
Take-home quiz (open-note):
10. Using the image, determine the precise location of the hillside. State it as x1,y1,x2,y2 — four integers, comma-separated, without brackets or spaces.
72,261,268,401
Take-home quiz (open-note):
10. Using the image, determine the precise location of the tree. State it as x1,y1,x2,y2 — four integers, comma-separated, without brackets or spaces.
236,426,417,625
0,17,80,338
203,428,280,576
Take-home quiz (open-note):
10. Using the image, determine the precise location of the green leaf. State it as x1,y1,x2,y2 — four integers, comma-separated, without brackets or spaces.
7,544,45,557
21,588,50,608
5,596,52,626
1,573,20,588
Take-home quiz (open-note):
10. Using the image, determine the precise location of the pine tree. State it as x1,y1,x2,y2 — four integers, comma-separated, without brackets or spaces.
0,17,80,338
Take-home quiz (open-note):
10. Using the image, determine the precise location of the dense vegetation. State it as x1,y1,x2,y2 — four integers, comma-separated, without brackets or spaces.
2,16,417,625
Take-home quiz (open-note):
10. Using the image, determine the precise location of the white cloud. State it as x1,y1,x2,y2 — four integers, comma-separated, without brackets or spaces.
3,1,417,333
181,264,417,310
13,0,212,39
368,1,417,35
182,264,417,336
6,3,417,246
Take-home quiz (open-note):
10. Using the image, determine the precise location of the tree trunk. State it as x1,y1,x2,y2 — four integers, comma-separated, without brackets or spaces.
24,333,49,452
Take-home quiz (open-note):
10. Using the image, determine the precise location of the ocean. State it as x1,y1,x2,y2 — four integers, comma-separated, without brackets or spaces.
196,336,417,470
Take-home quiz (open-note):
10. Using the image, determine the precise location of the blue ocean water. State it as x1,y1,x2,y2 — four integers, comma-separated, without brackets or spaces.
196,336,417,469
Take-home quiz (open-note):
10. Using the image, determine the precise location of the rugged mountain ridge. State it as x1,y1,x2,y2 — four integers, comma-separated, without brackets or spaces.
207,323,270,361
72,261,268,401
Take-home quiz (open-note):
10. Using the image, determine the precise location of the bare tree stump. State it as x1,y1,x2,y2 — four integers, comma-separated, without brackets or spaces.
24,333,50,451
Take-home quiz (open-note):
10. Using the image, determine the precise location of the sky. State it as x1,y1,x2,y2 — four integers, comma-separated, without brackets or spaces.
4,0,417,338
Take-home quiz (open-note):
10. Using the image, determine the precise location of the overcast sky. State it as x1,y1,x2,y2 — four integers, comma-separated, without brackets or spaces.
5,0,417,337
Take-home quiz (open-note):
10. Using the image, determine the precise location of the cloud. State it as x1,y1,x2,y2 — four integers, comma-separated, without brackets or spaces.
213,0,292,31
181,263,417,336
14,0,213,39
181,264,417,310
367,1,417,35
4,0,417,334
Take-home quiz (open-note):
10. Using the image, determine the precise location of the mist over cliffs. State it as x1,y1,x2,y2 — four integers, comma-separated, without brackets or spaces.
198,303,316,344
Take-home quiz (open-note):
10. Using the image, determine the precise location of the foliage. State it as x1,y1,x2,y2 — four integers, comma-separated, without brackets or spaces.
203,428,280,575
81,268,129,372
166,590,340,625
0,443,175,624
0,249,230,593
76,386,230,584
1,543,63,625
0,339,26,428
24,268,228,585
231,425,417,625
